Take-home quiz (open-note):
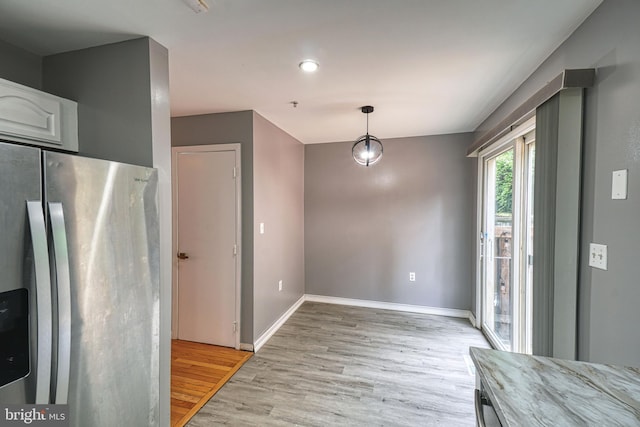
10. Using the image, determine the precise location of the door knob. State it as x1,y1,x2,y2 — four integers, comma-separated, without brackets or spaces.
177,252,189,260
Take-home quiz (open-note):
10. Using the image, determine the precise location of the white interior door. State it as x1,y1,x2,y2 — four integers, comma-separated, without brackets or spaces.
173,145,240,348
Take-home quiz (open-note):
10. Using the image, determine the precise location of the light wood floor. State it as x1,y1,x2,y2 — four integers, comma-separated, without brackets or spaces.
171,340,252,427
187,302,490,426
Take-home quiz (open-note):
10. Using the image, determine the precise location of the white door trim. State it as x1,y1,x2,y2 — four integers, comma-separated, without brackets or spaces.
171,143,242,350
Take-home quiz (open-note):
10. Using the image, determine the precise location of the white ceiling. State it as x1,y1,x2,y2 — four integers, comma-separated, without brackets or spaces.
0,0,602,144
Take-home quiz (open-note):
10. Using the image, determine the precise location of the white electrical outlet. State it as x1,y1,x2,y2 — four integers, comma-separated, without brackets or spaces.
409,272,416,282
278,280,283,291
589,243,608,270
259,222,265,234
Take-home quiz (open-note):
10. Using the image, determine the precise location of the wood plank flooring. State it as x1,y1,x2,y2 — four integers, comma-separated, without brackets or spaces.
187,302,490,426
171,340,252,427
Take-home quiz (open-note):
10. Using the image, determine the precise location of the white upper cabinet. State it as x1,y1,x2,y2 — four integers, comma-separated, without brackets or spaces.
0,77,78,152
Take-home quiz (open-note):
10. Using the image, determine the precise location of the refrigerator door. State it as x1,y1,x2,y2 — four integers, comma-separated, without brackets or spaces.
44,152,160,427
0,142,51,404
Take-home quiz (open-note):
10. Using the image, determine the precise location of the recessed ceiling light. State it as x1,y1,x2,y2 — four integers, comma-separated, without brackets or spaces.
299,60,319,73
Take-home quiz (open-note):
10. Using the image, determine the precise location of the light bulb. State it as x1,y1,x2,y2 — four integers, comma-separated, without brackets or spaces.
299,60,319,73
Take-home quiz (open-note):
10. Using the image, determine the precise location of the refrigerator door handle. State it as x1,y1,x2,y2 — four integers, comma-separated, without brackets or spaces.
48,202,71,405
26,201,52,404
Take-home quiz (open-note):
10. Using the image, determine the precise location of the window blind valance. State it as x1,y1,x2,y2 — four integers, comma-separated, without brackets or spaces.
467,69,595,157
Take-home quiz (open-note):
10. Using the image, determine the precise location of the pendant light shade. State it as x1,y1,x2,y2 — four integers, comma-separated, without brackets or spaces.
352,106,383,166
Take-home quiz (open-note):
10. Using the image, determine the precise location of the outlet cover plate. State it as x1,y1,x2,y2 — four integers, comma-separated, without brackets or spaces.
409,272,416,282
589,243,607,270
612,169,628,200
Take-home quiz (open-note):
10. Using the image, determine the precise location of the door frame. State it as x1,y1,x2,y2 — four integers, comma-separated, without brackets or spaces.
475,117,535,350
171,143,242,350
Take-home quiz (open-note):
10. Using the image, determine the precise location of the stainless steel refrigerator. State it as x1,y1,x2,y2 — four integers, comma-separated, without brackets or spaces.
0,141,160,426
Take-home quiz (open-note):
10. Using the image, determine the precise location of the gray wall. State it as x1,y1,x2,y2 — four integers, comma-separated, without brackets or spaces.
252,112,305,339
171,111,255,344
148,38,173,426
473,0,640,366
0,39,42,89
469,159,478,316
305,134,474,310
42,38,155,167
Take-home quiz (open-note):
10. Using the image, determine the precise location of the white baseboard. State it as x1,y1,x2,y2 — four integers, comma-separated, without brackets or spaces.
304,294,470,319
239,343,254,352
469,311,477,328
253,295,305,352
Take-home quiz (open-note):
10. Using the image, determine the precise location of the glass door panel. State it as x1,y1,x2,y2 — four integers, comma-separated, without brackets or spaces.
479,121,535,354
483,148,515,351
523,141,535,354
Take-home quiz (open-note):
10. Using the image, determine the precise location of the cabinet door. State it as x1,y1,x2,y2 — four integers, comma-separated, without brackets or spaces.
0,78,78,152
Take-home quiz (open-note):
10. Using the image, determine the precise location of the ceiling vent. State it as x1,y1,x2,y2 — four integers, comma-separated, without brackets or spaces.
182,0,209,13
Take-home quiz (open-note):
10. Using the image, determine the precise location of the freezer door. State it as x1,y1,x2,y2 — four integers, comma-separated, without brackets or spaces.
0,142,49,404
44,152,160,427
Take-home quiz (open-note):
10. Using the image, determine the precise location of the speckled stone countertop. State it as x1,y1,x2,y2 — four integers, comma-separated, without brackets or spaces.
470,347,640,426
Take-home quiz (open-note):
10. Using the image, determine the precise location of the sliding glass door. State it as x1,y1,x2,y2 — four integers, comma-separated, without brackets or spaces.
522,141,535,354
483,147,515,349
479,120,535,353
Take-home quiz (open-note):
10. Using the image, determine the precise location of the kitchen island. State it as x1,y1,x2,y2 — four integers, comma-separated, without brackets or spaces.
470,347,640,426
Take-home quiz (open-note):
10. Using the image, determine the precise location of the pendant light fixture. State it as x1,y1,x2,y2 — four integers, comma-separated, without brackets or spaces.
352,106,383,166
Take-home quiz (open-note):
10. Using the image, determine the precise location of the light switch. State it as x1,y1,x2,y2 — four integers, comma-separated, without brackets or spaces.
588,243,607,270
259,222,265,234
612,169,627,200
